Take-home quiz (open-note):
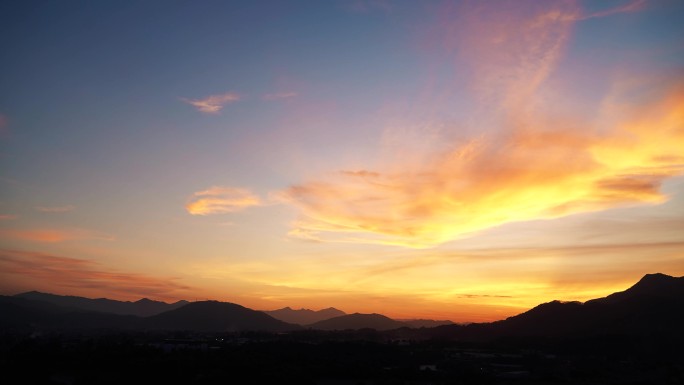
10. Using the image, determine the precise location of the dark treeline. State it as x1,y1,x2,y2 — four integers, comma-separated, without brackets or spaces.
1,329,682,385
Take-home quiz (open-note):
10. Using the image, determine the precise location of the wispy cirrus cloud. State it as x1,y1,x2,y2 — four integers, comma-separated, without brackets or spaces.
262,92,298,101
0,228,114,243
35,205,75,213
186,186,262,215
181,92,241,114
0,249,191,301
276,1,684,248
581,0,646,20
0,214,17,220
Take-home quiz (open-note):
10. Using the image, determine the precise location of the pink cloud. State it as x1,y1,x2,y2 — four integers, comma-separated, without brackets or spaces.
262,92,298,101
181,92,241,113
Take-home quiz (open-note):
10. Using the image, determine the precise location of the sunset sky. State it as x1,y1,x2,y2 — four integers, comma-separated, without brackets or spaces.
1,0,683,322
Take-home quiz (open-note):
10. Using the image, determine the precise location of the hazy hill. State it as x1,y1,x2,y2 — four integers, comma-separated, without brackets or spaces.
400,319,454,328
264,306,346,325
308,313,407,331
148,301,299,332
15,291,188,317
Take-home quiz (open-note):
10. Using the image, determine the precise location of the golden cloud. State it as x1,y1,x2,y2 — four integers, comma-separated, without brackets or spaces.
186,186,262,215
277,1,684,248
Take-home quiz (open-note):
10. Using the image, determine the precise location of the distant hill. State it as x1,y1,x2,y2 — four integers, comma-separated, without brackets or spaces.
148,301,300,332
400,319,454,328
0,295,142,331
14,291,188,317
308,313,407,331
264,306,346,325
1,296,297,333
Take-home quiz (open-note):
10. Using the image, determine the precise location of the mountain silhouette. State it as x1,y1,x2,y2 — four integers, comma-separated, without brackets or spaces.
308,313,407,331
4,273,682,337
264,306,346,325
15,291,188,317
585,272,684,305
148,301,300,332
433,272,684,341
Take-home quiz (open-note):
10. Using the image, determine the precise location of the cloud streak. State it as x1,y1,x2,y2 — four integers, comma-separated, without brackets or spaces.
0,249,191,301
0,228,114,243
262,92,298,101
581,0,646,20
186,186,262,215
181,92,241,113
35,205,75,213
277,1,684,248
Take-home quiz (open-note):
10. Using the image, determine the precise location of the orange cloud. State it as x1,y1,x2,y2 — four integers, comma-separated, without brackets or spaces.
0,249,191,301
277,1,684,248
0,214,17,220
186,186,262,215
35,205,75,213
181,92,241,113
0,228,113,243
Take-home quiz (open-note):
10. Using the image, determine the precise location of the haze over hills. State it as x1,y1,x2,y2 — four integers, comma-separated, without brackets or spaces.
15,291,188,317
264,306,346,325
2,273,682,338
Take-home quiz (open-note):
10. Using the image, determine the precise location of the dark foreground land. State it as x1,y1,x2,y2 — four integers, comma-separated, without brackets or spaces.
1,329,682,385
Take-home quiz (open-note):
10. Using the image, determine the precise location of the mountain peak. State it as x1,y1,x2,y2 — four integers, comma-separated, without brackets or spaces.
135,298,155,304
629,273,679,292
637,272,673,283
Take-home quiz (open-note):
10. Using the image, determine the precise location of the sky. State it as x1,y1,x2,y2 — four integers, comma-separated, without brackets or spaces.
1,0,683,322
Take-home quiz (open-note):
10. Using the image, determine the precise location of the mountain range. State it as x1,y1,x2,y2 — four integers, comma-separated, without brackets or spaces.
14,291,189,317
2,273,682,339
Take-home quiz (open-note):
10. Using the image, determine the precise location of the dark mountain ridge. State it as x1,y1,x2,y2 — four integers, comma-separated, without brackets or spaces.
149,301,299,332
308,313,408,331
14,291,188,317
432,272,684,341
